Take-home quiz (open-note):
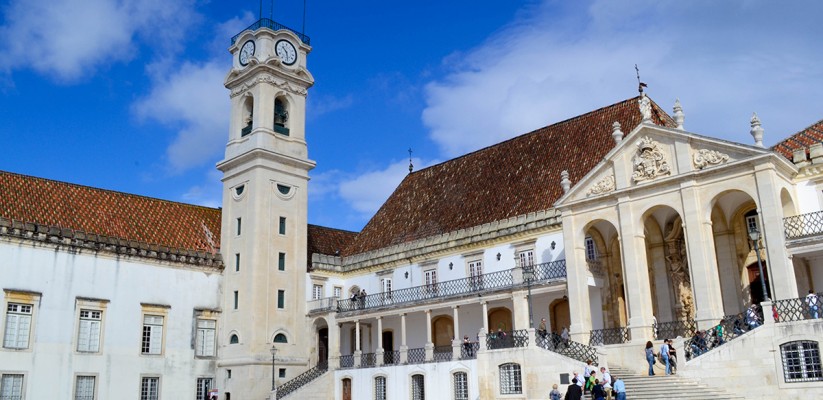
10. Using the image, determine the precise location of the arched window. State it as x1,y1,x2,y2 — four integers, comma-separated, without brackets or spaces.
780,340,822,382
274,333,288,343
273,97,289,136
229,334,239,344
411,374,425,400
373,376,386,400
499,363,522,394
453,372,468,400
241,96,254,137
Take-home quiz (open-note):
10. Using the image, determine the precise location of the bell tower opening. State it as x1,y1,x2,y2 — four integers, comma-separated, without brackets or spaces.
274,97,289,136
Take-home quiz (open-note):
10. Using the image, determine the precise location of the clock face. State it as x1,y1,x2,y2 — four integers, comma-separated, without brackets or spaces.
239,40,255,66
275,40,297,65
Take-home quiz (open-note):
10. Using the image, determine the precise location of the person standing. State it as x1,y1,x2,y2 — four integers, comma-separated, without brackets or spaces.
600,367,612,400
561,326,570,348
583,359,595,394
591,379,606,400
564,378,583,400
806,290,820,319
644,341,655,376
660,339,672,375
550,383,562,400
612,376,626,400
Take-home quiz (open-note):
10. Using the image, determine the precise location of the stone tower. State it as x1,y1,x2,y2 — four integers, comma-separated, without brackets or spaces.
216,20,315,400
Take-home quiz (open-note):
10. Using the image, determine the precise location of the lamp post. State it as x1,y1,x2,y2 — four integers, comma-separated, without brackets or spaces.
270,345,278,397
747,226,770,302
524,264,535,329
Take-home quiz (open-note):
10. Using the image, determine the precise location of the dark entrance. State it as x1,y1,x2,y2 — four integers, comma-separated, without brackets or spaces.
382,330,394,364
318,328,328,365
747,262,771,304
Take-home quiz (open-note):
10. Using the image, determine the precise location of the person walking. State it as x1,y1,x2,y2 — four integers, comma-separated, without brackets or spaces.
564,378,583,400
806,290,820,319
600,367,613,400
591,379,606,400
550,383,562,400
644,341,655,376
660,339,672,375
612,376,626,400
583,359,595,395
667,339,677,374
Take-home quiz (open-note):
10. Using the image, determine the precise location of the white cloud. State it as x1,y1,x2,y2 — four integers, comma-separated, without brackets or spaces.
308,94,355,118
133,61,229,173
180,169,223,208
0,0,197,82
422,0,823,157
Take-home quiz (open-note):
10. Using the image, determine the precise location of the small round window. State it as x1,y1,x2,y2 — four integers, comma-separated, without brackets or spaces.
277,184,291,195
232,183,248,200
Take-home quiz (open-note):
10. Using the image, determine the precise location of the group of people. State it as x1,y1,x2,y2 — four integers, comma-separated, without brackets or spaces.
645,339,677,375
537,318,570,348
349,289,367,309
554,364,625,400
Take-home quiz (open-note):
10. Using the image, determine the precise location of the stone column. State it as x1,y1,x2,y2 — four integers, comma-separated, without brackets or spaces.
754,166,799,299
481,301,489,333
452,306,462,359
562,211,593,343
328,320,341,371
512,290,529,330
399,313,408,364
616,199,655,341
376,316,384,366
425,309,434,361
681,183,725,329
353,319,361,368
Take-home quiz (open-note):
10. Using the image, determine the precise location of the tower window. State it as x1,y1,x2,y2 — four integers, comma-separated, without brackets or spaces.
277,290,285,309
229,334,239,344
273,98,290,136
277,184,291,195
279,217,287,235
278,252,286,271
274,333,288,343
241,97,254,137
278,368,286,378
236,218,242,235
235,254,240,272
233,291,239,310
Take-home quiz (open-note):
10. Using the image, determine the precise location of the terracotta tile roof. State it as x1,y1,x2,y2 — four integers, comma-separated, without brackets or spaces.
307,224,358,269
772,119,823,161
343,96,675,256
0,171,222,254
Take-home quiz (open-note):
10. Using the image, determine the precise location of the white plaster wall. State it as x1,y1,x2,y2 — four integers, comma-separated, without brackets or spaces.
0,241,221,399
794,179,820,214
334,360,479,400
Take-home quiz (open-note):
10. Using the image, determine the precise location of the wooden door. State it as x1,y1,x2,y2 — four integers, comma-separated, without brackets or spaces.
342,378,352,400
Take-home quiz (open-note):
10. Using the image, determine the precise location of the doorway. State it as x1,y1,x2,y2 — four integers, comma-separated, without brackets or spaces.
382,331,394,364
318,328,328,365
747,262,771,304
342,378,352,400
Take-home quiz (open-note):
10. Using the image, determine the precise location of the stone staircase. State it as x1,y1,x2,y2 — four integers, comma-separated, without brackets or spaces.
608,367,747,400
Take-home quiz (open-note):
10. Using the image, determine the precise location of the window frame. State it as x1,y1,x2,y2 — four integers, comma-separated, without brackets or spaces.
236,217,242,236
3,303,33,350
195,377,214,400
140,376,160,400
781,340,823,383
74,298,108,354
499,363,522,394
0,373,25,400
140,304,169,356
3,290,41,351
195,319,217,358
235,253,240,272
424,269,438,295
73,374,97,400
584,236,597,261
312,284,323,301
278,252,286,271
373,375,387,400
411,373,425,400
277,290,285,309
279,217,287,235
453,371,468,400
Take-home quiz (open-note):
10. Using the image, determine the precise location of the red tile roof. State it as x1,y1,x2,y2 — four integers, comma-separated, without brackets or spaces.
772,119,823,161
343,96,675,256
0,171,222,254
307,224,359,269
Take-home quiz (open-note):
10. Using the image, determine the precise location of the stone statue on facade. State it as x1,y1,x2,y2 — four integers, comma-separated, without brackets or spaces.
639,93,652,122
665,222,694,321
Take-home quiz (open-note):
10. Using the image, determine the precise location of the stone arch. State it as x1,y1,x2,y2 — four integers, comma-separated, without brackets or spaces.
781,188,797,218
641,205,692,322
313,317,329,365
240,94,254,137
273,95,290,135
432,315,454,347
488,307,513,333
583,218,624,329
549,298,570,334
711,190,760,314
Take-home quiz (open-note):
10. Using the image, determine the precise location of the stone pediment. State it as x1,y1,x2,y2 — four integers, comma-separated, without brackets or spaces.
556,123,773,205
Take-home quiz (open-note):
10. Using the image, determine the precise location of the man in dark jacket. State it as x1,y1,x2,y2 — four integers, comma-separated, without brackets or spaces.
564,378,583,400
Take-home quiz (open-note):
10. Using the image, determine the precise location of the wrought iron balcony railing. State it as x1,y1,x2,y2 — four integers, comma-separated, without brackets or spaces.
308,296,337,313
383,350,400,365
773,293,822,323
360,352,376,368
231,18,311,45
653,319,696,340
784,211,823,240
337,260,566,315
407,347,426,364
461,342,479,359
536,332,598,365
338,354,354,369
433,346,453,362
275,362,327,399
486,329,529,350
589,327,630,346
684,309,763,361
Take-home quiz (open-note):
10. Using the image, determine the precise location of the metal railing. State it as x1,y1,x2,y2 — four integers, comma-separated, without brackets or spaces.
784,211,823,240
361,352,376,368
338,355,354,369
407,347,426,364
231,18,311,45
383,350,400,365
461,342,479,359
589,327,630,345
337,261,566,314
773,293,823,323
486,329,529,350
653,319,696,340
684,309,763,361
536,332,598,365
433,346,453,362
275,362,328,399
307,297,337,313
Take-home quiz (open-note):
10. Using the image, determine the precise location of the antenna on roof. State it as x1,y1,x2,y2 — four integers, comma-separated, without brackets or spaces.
270,0,274,19
635,64,648,94
408,148,414,173
302,0,307,33
259,0,262,19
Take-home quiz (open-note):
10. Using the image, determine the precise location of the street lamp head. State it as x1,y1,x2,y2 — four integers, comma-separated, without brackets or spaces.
748,226,760,242
270,345,278,357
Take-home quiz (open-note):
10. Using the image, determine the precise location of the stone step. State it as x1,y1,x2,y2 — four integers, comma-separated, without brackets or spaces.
604,365,748,400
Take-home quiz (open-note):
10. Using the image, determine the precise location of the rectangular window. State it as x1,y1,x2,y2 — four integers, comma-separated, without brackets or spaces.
0,374,24,400
195,378,213,400
278,252,286,271
235,253,240,272
411,374,425,400
333,286,343,299
499,363,522,394
518,250,534,267
4,303,33,349
585,236,597,261
781,340,823,382
277,290,285,309
195,319,216,357
312,285,323,300
141,315,164,355
381,278,393,301
233,291,239,310
469,260,483,289
279,217,286,235
453,372,468,400
278,368,286,378
236,217,242,236
374,376,386,400
77,309,102,353
424,269,438,295
75,375,95,400
140,377,159,400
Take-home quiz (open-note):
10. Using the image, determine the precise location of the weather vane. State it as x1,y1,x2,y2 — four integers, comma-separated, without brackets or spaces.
635,64,648,95
408,148,414,173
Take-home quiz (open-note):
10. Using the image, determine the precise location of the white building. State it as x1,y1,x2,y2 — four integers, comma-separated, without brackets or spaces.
2,18,823,400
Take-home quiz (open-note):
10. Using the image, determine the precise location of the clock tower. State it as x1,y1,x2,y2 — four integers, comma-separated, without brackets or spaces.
216,20,315,400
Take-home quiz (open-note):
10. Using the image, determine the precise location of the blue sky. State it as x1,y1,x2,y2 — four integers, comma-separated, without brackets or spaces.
1,1,822,233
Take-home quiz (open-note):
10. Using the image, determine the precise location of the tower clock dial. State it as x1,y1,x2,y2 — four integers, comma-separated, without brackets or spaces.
275,39,297,65
239,40,255,66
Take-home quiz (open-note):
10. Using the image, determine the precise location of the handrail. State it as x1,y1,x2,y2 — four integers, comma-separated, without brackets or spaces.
536,332,598,365
653,319,696,340
773,293,823,322
486,329,529,350
784,210,823,240
231,18,311,45
684,309,763,361
275,362,327,399
589,327,630,345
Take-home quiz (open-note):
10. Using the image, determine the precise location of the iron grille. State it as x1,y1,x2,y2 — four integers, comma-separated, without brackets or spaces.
230,18,311,45
536,332,598,365
486,330,528,350
589,327,630,345
407,347,426,364
499,363,523,394
275,362,328,399
361,352,376,368
338,355,354,369
433,346,453,362
684,310,763,361
529,260,567,282
461,342,479,359
653,319,696,340
784,211,823,240
781,340,823,383
773,292,823,323
383,350,400,365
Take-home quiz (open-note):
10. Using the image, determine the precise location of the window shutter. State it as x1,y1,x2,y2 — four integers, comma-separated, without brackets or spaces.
77,319,91,351
16,314,31,348
3,314,18,347
150,324,163,354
